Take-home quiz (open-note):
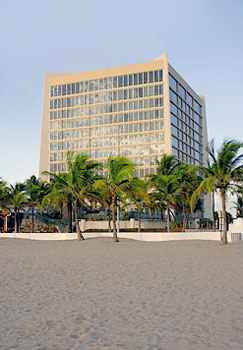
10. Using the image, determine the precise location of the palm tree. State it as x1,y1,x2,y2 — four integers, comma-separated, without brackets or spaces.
125,177,149,232
148,155,181,232
9,183,26,232
155,154,179,176
150,174,179,232
191,140,243,244
25,175,49,232
103,156,135,242
175,164,202,231
93,180,113,232
43,152,101,240
42,173,74,233
232,194,243,218
0,179,10,209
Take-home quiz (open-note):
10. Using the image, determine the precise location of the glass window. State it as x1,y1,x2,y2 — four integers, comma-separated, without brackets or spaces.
178,84,186,99
171,113,178,126
159,70,163,82
149,71,153,83
67,84,71,95
75,83,80,94
170,89,177,105
154,70,158,83
72,83,75,94
124,75,128,87
113,77,117,88
172,136,178,148
134,74,138,85
144,72,148,84
171,125,178,137
128,74,133,86
139,73,143,85
187,93,193,106
118,90,123,100
170,102,177,115
194,100,202,115
62,84,66,96
118,76,123,87
49,86,54,97
169,74,177,91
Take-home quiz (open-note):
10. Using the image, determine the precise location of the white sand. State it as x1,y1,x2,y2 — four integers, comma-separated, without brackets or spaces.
0,238,243,350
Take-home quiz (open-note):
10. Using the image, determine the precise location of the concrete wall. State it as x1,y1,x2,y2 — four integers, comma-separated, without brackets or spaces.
0,232,77,240
1,231,238,242
80,219,167,231
229,218,243,233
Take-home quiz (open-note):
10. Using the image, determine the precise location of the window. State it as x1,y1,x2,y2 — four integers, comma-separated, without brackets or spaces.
118,76,123,88
171,113,178,126
170,89,177,105
178,84,186,99
144,72,148,84
170,102,177,115
113,77,117,88
187,93,193,106
129,74,133,86
134,73,138,85
194,100,202,115
169,74,177,91
171,125,178,137
149,71,153,83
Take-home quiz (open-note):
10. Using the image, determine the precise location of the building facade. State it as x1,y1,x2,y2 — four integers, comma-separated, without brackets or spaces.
39,53,211,216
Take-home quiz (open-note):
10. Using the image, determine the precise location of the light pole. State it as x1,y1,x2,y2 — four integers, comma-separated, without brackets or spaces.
117,202,120,235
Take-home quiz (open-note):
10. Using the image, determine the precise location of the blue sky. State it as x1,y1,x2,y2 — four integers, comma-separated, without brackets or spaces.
0,0,243,185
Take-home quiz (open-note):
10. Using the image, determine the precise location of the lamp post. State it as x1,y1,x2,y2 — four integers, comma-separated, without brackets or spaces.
117,202,120,235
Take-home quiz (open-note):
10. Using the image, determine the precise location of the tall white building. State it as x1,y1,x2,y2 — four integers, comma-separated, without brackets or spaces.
39,53,212,218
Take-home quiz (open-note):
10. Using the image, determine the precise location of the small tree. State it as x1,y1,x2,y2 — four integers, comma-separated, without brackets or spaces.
43,152,101,240
104,156,135,242
9,183,26,232
191,140,243,244
125,177,149,232
25,176,49,232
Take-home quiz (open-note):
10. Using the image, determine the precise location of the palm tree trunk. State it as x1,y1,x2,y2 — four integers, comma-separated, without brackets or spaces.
17,208,20,233
31,204,35,233
160,208,163,221
149,208,154,220
221,189,227,245
75,198,85,241
138,210,141,233
14,207,17,233
112,193,119,242
68,199,73,233
169,209,178,228
212,191,216,231
167,202,170,233
107,208,112,233
182,205,186,232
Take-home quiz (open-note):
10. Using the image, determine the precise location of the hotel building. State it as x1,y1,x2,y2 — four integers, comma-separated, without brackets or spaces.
39,53,211,216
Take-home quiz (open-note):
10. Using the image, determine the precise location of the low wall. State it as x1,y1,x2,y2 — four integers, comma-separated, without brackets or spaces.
83,231,222,242
80,219,167,231
0,231,234,242
0,232,77,240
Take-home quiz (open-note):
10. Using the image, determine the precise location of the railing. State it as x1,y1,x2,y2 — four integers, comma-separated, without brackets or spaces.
23,210,66,233
230,232,242,243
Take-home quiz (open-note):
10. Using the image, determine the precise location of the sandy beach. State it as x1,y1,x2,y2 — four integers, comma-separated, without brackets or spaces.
0,238,243,350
